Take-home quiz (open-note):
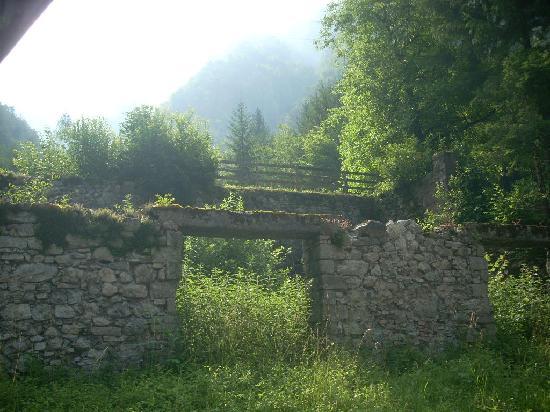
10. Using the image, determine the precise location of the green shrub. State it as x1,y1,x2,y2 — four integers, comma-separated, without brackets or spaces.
153,193,177,207
56,116,115,180
2,179,51,204
488,256,550,338
12,139,76,181
117,106,218,200
177,269,312,365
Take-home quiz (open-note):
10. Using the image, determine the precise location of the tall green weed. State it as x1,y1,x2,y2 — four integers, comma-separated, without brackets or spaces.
488,256,549,339
177,270,312,365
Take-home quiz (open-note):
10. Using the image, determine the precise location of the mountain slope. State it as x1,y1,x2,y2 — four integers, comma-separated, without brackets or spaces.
168,38,321,144
0,103,39,167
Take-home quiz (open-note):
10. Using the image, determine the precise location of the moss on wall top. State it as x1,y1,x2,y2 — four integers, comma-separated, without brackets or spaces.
0,202,159,255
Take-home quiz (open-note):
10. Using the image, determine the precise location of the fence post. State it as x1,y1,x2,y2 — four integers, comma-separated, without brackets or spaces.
342,172,349,193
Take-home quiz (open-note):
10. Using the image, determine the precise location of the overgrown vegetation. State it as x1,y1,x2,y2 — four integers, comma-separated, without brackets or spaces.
318,0,549,224
488,254,550,339
1,106,219,203
2,195,548,410
1,253,548,410
178,194,311,364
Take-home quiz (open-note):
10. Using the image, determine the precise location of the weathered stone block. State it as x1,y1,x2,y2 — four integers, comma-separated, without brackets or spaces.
107,302,130,318
54,254,72,264
44,326,59,337
47,337,63,350
468,256,487,271
14,263,57,282
124,318,148,335
166,262,181,280
2,303,31,320
10,224,34,237
75,337,91,349
120,284,148,298
166,231,182,247
337,260,367,276
93,317,111,326
102,283,118,297
62,324,82,334
119,272,133,283
134,264,155,283
31,304,52,321
91,326,121,336
320,275,348,290
61,267,84,284
10,211,36,223
65,234,90,249
152,247,180,263
472,283,487,298
46,244,63,255
0,236,28,249
353,220,386,238
318,259,335,274
54,305,75,319
93,247,114,262
99,268,116,283
150,282,175,299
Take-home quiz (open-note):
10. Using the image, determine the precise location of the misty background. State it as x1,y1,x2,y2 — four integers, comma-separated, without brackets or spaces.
0,0,334,147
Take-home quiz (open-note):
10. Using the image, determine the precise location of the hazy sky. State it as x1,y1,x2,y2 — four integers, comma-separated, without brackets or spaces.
0,0,330,131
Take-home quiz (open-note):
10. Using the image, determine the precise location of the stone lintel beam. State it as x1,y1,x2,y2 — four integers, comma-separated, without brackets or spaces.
149,206,343,239
464,223,550,248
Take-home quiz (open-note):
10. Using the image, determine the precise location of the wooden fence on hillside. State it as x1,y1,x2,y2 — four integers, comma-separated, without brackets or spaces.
217,160,379,193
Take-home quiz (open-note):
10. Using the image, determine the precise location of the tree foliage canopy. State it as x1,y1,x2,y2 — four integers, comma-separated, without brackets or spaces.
9,106,218,201
321,0,550,223
118,106,218,199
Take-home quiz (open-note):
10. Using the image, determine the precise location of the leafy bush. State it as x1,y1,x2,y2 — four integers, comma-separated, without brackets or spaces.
117,106,218,200
12,139,76,181
488,255,550,338
2,179,51,204
56,116,115,180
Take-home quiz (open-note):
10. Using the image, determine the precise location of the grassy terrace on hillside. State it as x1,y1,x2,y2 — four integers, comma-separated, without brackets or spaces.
222,183,372,196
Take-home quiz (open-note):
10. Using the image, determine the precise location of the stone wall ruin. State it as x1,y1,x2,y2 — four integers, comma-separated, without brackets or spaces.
1,204,495,370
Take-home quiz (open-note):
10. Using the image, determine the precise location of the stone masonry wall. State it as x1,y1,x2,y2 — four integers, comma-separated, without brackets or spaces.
0,207,182,370
305,219,494,349
46,179,382,224
48,179,143,209
1,204,495,370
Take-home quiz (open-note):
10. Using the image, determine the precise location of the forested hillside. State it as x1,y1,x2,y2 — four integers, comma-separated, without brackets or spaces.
0,103,38,167
318,0,550,225
168,38,332,144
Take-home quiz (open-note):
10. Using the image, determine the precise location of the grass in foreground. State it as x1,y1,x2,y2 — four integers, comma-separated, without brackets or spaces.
1,339,548,412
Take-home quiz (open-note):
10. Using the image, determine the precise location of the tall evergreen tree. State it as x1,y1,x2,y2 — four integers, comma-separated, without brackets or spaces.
227,103,254,170
251,108,270,145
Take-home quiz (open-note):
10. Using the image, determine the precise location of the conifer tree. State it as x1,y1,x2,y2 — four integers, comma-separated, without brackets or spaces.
251,108,270,145
227,103,254,173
